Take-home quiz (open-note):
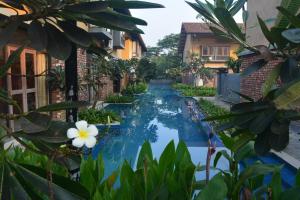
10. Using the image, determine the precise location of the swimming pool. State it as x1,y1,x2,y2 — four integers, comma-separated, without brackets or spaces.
92,83,296,186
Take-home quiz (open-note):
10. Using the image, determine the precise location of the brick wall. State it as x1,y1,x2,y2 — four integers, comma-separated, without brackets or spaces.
240,53,281,101
97,75,114,100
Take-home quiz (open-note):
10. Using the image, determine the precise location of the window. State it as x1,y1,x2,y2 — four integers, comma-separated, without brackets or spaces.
201,46,230,61
202,46,209,56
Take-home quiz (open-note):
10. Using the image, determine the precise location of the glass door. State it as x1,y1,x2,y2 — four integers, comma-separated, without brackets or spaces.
6,46,37,130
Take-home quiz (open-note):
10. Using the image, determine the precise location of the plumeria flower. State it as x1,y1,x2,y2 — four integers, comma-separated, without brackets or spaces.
67,120,98,148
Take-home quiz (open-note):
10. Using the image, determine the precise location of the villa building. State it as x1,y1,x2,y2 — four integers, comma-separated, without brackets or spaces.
178,22,240,86
0,7,147,126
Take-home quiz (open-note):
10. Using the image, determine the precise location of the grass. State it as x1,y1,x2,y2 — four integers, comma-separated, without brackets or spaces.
78,109,121,124
172,83,216,97
105,94,135,104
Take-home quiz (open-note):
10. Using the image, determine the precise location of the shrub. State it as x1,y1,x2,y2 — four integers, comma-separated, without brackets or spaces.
172,83,216,97
105,94,135,103
121,83,148,96
78,109,120,124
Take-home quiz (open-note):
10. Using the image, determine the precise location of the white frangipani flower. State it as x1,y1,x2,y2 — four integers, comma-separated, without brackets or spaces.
67,120,98,148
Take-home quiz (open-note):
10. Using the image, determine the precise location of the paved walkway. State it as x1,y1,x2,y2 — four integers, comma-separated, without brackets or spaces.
197,96,300,168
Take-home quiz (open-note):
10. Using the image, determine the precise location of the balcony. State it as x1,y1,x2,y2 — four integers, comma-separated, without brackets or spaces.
113,31,125,49
89,26,113,50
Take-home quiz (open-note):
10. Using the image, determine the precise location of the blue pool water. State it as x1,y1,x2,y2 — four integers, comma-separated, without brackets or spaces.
92,83,296,186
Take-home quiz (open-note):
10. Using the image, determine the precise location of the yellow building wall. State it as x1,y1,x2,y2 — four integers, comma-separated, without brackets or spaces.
183,34,240,69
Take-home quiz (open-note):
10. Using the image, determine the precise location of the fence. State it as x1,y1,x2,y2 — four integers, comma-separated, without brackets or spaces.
217,73,241,103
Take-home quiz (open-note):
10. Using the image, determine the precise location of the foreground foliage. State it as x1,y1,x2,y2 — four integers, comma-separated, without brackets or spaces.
5,139,300,199
0,0,163,198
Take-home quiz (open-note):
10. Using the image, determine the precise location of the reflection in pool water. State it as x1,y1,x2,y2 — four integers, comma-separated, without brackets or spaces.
92,83,227,180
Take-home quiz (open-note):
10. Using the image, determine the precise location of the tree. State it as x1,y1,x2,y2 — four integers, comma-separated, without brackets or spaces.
145,33,182,79
137,57,158,82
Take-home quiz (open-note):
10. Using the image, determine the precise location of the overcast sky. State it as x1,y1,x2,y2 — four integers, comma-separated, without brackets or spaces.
131,0,243,47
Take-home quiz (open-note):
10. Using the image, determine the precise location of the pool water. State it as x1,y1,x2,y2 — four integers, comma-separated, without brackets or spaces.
92,83,227,180
92,83,296,187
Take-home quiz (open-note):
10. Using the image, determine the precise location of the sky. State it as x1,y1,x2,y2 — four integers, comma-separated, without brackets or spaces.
131,0,243,47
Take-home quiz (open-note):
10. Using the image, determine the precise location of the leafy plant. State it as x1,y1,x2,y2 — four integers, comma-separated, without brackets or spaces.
105,94,135,103
173,83,216,97
47,66,66,91
78,108,120,124
187,0,300,155
0,0,163,198
121,82,148,96
226,57,241,73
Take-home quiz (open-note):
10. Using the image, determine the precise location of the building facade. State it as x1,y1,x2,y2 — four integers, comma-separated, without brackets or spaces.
178,23,240,86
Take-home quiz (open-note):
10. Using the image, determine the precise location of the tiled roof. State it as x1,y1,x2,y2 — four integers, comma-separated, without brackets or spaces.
181,23,212,33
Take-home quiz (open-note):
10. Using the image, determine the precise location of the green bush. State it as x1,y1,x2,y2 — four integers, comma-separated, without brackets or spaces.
105,94,135,103
78,109,120,124
122,83,148,96
197,98,229,125
172,83,216,97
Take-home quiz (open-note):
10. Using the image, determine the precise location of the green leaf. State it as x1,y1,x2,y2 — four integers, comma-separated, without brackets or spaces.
65,1,109,13
262,63,281,97
233,164,279,194
270,170,282,200
234,141,255,162
257,15,275,45
275,0,300,28
0,19,21,48
213,150,231,167
186,1,219,26
282,28,300,43
58,21,92,48
229,0,247,16
273,78,300,109
137,141,153,169
214,8,245,41
296,169,300,186
231,90,254,102
196,173,227,200
241,59,268,77
277,7,300,28
0,89,14,105
280,186,300,200
254,132,271,155
108,0,164,9
280,57,300,84
20,164,90,199
36,101,88,112
20,112,51,133
158,141,176,174
28,20,47,51
45,22,71,60
13,163,89,200
0,45,24,78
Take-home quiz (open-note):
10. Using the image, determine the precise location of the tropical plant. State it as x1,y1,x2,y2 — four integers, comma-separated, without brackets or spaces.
78,109,120,124
226,57,241,73
105,94,135,103
0,0,163,198
137,57,158,81
188,0,300,155
47,66,66,91
173,84,216,97
122,82,148,96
